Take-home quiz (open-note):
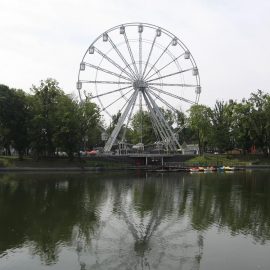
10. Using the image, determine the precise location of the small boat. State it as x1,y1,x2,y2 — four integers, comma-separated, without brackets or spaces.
198,167,205,172
204,166,216,172
224,166,236,171
190,167,200,173
218,166,236,171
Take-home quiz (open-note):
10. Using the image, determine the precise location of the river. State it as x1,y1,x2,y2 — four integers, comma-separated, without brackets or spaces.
0,170,270,270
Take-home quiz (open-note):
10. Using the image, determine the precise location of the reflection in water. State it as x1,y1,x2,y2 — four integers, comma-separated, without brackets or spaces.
0,171,270,269
76,174,203,269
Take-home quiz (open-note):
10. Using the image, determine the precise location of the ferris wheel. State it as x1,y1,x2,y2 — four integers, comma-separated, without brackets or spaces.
77,23,201,152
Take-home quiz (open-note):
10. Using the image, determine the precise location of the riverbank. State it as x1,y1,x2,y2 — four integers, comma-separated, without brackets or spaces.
1,154,270,172
184,154,270,166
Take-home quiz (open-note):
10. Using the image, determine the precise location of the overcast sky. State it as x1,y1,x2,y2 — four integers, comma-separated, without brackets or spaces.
0,0,269,106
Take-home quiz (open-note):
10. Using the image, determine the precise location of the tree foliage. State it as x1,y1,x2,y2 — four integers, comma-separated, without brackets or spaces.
0,79,270,157
0,79,102,160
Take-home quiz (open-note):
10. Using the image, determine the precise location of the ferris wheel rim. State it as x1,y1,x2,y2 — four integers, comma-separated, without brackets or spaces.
77,22,201,101
90,38,189,118
77,22,202,152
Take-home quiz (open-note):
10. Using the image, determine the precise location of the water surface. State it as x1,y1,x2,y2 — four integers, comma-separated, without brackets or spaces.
0,171,270,269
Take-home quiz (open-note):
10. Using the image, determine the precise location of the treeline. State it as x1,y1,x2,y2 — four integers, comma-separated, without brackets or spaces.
186,90,270,155
0,79,101,160
1,78,269,158
128,89,270,155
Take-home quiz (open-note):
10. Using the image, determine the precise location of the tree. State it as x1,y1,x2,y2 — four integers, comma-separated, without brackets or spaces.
176,110,196,145
30,78,66,158
188,105,212,155
210,101,233,152
229,100,253,153
79,97,102,150
0,84,31,159
130,110,157,145
247,90,270,155
53,95,81,160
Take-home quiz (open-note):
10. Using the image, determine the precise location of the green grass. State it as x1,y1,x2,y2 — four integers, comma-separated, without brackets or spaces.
0,156,131,169
185,154,252,166
0,157,13,167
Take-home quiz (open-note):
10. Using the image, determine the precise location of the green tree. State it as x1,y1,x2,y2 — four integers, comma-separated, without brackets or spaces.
30,78,66,158
229,100,253,153
188,105,212,155
0,84,31,159
79,97,102,150
53,95,82,160
176,111,196,145
248,90,270,154
130,110,157,145
210,101,233,152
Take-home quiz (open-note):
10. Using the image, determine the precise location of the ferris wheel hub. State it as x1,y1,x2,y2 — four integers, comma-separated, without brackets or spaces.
133,80,148,91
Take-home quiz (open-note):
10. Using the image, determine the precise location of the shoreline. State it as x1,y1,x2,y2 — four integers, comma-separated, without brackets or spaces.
1,164,270,172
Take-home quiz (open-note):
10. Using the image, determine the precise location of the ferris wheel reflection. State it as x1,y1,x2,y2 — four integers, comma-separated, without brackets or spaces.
75,174,204,270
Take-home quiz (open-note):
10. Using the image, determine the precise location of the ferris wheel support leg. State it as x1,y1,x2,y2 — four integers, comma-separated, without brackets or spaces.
104,90,139,152
121,91,138,142
146,90,181,151
147,90,187,134
146,104,170,151
143,92,174,151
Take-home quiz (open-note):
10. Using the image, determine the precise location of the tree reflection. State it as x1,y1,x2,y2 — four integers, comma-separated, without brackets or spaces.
0,173,106,264
0,171,270,269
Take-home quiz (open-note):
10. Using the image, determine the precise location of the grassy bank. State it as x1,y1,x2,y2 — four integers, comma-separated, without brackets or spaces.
1,154,270,169
185,154,270,166
0,156,131,169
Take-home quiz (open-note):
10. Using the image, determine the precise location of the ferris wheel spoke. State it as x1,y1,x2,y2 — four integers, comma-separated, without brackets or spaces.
84,63,132,82
143,41,171,80
94,47,135,80
146,68,192,83
139,31,142,78
108,36,138,79
148,83,197,87
119,90,136,112
101,88,134,112
145,53,184,81
123,32,139,77
147,88,179,114
91,85,133,99
142,35,157,78
80,80,131,85
149,86,196,105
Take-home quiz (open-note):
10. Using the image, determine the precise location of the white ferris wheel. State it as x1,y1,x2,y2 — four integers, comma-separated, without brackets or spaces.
77,23,201,153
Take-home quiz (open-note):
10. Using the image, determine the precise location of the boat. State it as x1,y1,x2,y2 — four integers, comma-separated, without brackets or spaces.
218,166,236,171
198,167,205,172
204,166,216,172
190,167,200,173
224,166,236,171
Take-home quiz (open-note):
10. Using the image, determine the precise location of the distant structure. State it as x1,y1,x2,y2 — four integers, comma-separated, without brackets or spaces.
77,23,201,154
